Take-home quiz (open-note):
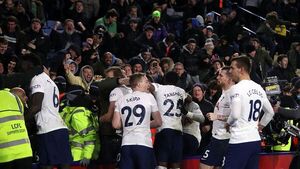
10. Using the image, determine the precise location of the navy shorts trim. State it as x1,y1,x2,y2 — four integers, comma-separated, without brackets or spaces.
119,145,156,169
223,141,261,169
200,137,229,166
37,129,73,165
154,128,183,163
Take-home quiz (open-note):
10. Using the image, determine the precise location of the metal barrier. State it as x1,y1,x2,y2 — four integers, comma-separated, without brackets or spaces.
211,11,256,35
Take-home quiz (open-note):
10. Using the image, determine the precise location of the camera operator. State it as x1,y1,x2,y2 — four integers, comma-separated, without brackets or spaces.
268,84,298,152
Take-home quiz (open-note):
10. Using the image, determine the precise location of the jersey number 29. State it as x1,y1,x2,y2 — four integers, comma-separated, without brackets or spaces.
121,104,145,127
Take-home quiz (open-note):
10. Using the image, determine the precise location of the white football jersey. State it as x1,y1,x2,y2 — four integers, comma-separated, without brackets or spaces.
227,80,271,144
109,85,132,102
212,89,231,140
182,101,202,144
152,83,187,132
30,72,67,134
110,85,132,135
115,91,159,148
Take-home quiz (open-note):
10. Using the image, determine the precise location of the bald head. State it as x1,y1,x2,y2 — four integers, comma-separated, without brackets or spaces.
10,87,28,105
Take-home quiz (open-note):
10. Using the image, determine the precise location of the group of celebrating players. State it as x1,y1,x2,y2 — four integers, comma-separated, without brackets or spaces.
111,56,275,169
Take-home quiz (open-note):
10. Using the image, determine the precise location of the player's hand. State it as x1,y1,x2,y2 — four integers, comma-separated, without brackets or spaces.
201,125,211,133
182,116,193,125
64,63,70,71
54,21,61,30
206,113,217,121
224,123,230,133
80,158,90,167
27,42,36,49
258,123,264,133
272,102,280,113
118,77,129,86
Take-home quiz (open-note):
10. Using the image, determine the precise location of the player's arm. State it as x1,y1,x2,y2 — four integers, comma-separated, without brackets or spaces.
150,111,162,128
112,110,122,129
26,92,44,121
185,111,205,123
207,112,229,122
183,102,205,123
226,93,242,126
100,101,116,122
149,94,162,128
258,98,275,131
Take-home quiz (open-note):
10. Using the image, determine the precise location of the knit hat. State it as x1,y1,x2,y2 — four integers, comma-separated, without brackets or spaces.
65,59,78,74
206,25,214,31
152,10,161,18
143,24,155,31
31,18,41,24
192,83,207,92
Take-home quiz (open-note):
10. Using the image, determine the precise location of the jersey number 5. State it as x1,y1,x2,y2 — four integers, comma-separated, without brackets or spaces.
121,104,145,127
248,100,262,122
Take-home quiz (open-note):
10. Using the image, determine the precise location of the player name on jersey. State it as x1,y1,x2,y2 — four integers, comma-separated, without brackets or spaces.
126,96,140,103
164,92,182,98
247,89,263,98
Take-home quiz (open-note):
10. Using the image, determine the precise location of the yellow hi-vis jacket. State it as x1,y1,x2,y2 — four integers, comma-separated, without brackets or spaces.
0,90,32,163
61,106,99,161
272,120,292,151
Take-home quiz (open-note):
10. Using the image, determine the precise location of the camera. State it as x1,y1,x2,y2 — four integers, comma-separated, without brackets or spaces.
153,62,158,67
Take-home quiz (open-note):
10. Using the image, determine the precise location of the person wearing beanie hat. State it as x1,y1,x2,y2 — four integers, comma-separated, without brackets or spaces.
152,10,161,18
144,9,167,43
65,59,79,75
191,82,214,155
31,18,42,24
130,58,146,73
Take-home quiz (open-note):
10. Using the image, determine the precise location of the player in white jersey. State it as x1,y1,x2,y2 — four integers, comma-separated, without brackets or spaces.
152,71,188,169
27,66,72,169
112,73,162,169
182,101,205,156
223,56,274,169
200,66,235,169
100,85,132,123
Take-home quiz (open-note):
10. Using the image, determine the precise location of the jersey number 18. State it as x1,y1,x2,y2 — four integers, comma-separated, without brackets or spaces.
248,99,262,122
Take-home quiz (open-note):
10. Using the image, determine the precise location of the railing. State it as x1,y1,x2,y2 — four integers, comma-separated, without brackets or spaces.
228,2,292,33
211,11,257,35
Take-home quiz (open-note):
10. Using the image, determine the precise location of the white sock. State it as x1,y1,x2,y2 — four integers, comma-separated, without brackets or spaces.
156,166,167,169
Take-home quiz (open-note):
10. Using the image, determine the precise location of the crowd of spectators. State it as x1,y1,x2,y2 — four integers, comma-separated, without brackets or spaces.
0,0,300,168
